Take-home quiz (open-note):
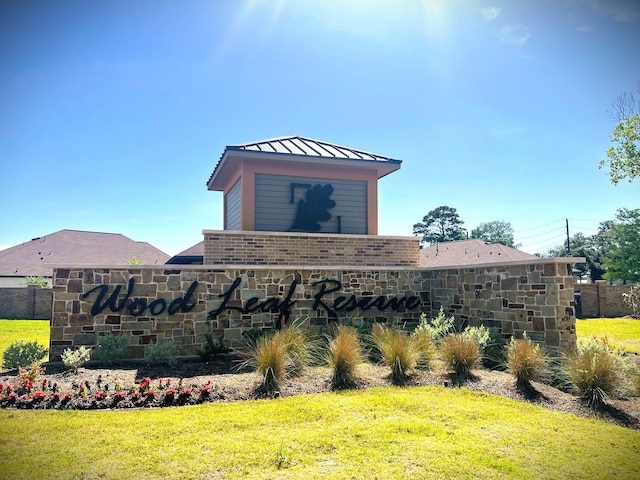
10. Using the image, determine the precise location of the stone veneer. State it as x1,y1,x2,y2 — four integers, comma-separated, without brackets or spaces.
203,230,421,267
50,259,577,361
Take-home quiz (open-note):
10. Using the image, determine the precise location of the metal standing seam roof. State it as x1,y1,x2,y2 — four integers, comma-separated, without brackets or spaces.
228,136,400,162
207,136,401,187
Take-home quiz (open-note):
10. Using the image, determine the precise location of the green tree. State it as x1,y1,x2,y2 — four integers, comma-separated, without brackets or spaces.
547,231,608,282
470,220,519,247
600,85,640,184
413,206,465,247
604,208,640,283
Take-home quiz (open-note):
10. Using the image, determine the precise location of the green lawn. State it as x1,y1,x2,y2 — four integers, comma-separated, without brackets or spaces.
1,318,639,478
576,317,640,354
0,319,49,363
0,386,638,479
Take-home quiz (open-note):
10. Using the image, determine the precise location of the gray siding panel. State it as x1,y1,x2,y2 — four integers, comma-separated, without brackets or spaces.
254,174,367,234
225,179,242,230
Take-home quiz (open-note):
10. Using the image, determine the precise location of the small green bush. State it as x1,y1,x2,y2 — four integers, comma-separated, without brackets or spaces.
506,337,546,391
482,327,507,369
145,341,178,367
197,332,229,362
327,325,363,389
462,325,491,353
61,346,92,373
95,333,129,366
2,340,48,369
440,333,480,382
415,306,455,346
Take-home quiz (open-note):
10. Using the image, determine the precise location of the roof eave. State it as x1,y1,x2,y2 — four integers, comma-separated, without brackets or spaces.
207,148,402,191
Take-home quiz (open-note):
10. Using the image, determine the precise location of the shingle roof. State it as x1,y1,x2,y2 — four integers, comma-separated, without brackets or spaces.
420,239,538,268
0,229,171,277
207,136,402,189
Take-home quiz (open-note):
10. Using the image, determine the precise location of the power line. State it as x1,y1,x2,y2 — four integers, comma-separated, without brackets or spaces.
516,219,566,233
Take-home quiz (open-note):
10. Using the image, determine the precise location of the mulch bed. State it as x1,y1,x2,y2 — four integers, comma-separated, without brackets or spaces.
1,355,639,431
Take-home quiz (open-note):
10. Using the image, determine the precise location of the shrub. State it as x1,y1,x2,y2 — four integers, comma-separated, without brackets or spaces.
415,306,455,346
197,332,230,362
481,327,507,369
462,325,491,354
372,324,418,384
326,325,363,389
566,347,624,410
95,333,129,366
61,346,92,373
2,340,48,369
145,341,178,367
506,337,546,391
440,333,480,382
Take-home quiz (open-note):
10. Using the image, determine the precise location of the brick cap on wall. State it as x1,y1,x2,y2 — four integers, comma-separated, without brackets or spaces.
202,229,421,242
52,257,584,272
418,257,585,271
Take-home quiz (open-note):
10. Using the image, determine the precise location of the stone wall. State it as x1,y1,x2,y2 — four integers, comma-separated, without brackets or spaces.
574,283,634,318
0,287,52,319
49,259,577,361
203,230,421,267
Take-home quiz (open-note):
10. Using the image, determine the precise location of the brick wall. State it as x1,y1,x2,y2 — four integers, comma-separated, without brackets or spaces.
203,230,421,267
49,260,577,361
574,283,634,317
0,287,52,319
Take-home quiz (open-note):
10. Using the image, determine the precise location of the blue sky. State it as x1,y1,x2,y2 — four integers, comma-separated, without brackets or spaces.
1,0,638,256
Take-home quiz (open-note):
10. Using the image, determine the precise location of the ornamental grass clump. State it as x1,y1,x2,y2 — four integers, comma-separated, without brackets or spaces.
412,328,436,369
566,339,625,410
252,333,288,393
440,333,480,382
326,325,363,389
506,337,546,392
372,324,419,385
278,319,316,376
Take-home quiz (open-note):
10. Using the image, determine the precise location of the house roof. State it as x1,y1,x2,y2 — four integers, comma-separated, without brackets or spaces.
420,239,538,268
0,229,171,277
166,241,204,265
207,136,402,190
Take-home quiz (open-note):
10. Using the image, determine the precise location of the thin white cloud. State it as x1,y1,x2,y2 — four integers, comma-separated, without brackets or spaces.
499,24,531,45
481,7,500,21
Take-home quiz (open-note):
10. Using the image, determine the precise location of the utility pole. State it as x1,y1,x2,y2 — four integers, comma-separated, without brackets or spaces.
566,219,571,255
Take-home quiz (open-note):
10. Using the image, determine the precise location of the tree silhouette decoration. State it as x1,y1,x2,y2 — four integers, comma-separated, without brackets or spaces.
288,184,336,232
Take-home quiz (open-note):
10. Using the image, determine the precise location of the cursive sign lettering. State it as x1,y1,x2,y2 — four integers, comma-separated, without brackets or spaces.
82,279,198,317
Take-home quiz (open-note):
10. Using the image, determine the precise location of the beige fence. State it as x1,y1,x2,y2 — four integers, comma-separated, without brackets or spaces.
0,287,52,319
574,283,634,318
